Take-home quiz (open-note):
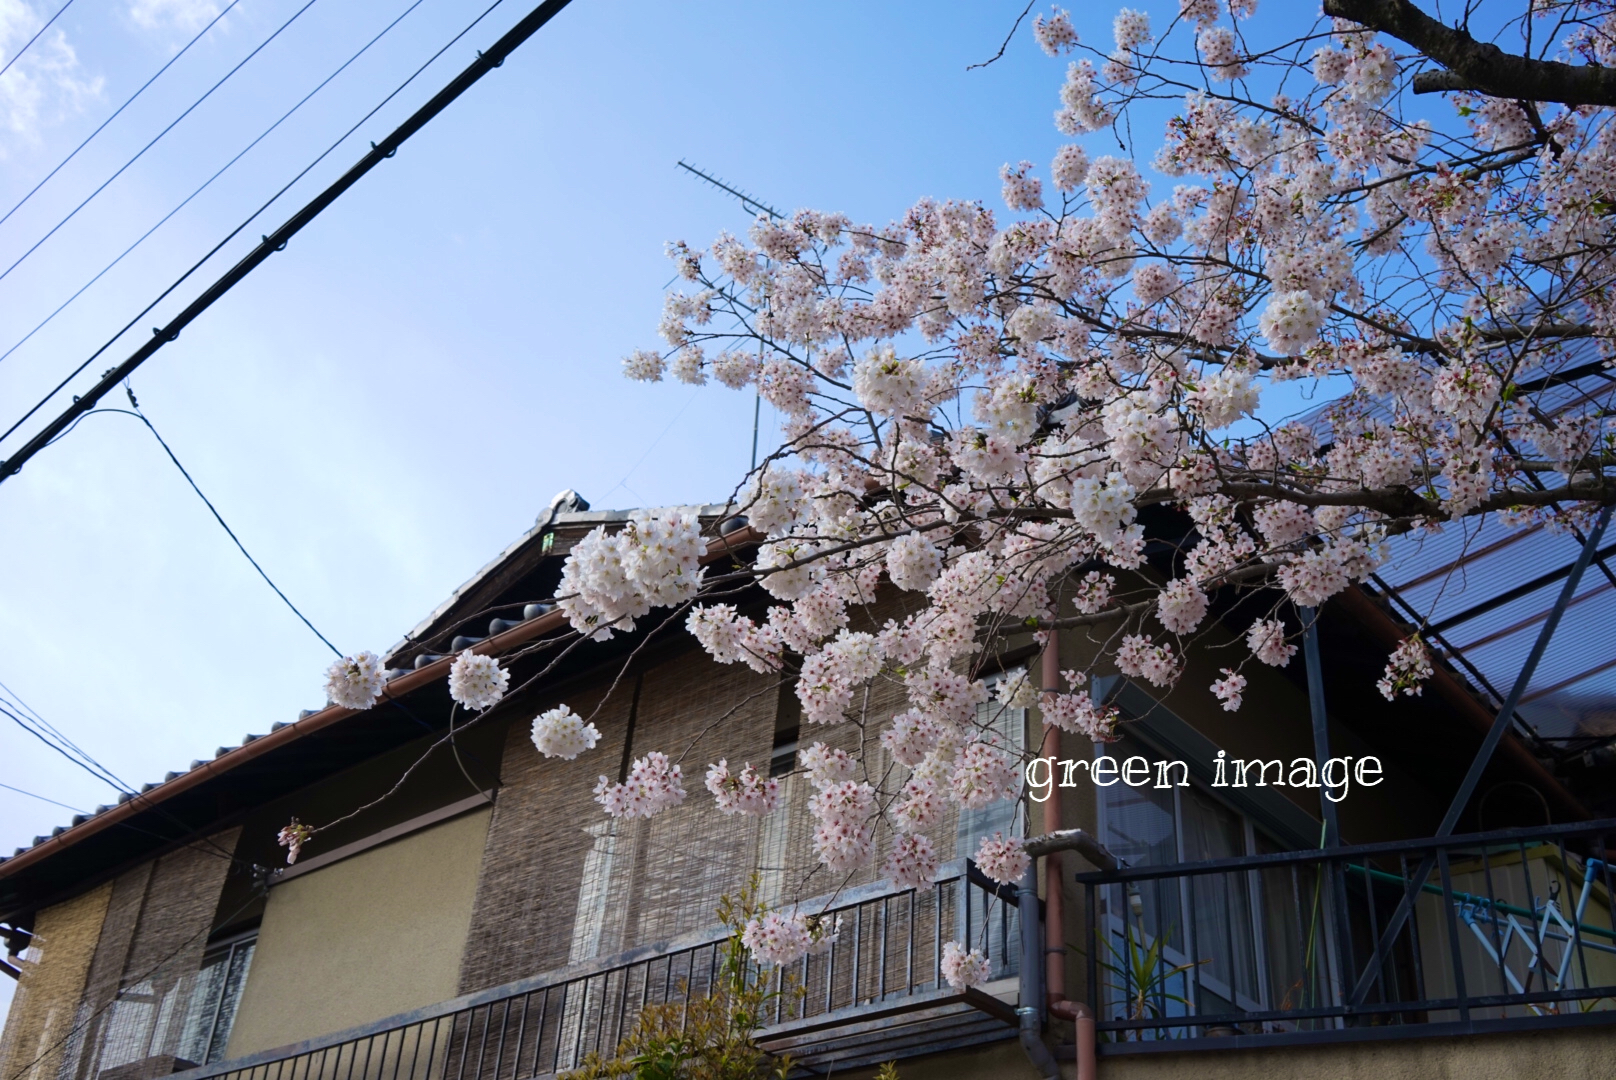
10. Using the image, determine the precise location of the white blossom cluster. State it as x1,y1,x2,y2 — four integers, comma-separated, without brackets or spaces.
1211,668,1247,711
449,653,509,712
741,910,841,966
883,833,940,889
530,704,601,760
941,941,992,990
558,509,706,641
974,833,1030,887
1041,685,1120,741
809,779,877,872
704,759,781,816
1378,636,1433,700
594,752,687,818
324,651,387,711
1247,619,1296,667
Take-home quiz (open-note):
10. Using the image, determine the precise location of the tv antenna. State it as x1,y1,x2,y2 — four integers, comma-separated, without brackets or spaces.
677,160,783,221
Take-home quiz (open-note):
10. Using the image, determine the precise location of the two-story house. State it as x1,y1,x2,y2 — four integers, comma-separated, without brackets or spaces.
3,488,1614,1080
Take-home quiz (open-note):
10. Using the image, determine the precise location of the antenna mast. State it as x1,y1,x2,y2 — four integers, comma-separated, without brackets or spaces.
676,160,785,473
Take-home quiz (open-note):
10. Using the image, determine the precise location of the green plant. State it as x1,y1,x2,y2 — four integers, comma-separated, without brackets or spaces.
1096,917,1205,1039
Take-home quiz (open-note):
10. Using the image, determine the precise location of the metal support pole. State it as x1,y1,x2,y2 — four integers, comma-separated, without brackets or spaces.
1348,503,1614,1005
1302,607,1353,1017
1301,608,1341,847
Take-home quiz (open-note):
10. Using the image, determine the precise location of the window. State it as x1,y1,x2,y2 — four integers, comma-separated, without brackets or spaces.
1096,736,1324,1029
956,669,1027,857
569,821,635,963
95,931,256,1071
176,932,256,1065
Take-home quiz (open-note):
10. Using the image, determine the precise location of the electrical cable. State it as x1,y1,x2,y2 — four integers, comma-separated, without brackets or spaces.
0,697,119,788
0,0,325,288
0,781,85,814
0,703,124,792
0,699,123,791
0,696,256,869
0,676,105,774
3,0,477,450
57,389,343,656
0,0,242,233
0,0,431,374
0,0,77,82
0,0,574,473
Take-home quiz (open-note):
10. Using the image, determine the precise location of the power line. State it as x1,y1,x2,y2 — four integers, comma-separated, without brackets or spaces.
0,691,254,870
0,0,431,375
0,781,85,814
0,677,108,780
0,702,124,793
0,0,78,82
0,0,507,451
0,699,121,788
0,0,577,486
59,390,343,656
0,697,124,791
0,0,325,288
0,0,242,234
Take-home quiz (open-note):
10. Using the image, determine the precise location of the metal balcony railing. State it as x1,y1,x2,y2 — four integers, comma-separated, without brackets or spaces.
171,860,1021,1080
1074,819,1616,1053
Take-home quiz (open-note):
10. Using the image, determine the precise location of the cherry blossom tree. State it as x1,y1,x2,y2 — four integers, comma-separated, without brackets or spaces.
319,2,1616,975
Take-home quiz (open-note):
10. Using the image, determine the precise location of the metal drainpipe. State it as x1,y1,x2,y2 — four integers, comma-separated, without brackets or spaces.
1018,863,1061,1079
1015,629,1100,1080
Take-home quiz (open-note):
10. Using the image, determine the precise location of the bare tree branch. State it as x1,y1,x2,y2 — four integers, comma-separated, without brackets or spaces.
967,0,1035,71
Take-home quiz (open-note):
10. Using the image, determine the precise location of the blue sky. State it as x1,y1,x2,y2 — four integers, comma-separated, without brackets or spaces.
0,0,1343,1004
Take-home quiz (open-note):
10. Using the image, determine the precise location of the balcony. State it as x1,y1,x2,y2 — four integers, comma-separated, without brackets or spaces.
1074,818,1616,1054
171,860,1020,1080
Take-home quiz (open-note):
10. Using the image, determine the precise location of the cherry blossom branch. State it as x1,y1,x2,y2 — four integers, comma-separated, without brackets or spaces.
1323,0,1616,106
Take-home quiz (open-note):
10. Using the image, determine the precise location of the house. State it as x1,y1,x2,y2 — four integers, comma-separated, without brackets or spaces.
2,488,1614,1080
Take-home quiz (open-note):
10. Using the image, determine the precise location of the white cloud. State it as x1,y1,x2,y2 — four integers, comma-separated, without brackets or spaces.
0,1,102,142
127,0,222,34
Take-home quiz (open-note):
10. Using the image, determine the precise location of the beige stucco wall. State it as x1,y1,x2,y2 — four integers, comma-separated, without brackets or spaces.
838,1026,1616,1080
0,882,113,1080
226,808,491,1057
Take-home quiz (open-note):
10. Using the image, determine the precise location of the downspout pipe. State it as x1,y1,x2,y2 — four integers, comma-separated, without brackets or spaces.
1015,631,1108,1080
1018,864,1060,1080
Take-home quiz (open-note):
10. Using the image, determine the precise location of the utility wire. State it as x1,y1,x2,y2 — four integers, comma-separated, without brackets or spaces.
0,0,576,476
0,0,77,82
0,0,242,233
0,703,124,793
69,389,344,656
0,781,85,814
0,699,121,788
0,677,109,780
0,0,325,288
0,698,124,791
0,693,256,869
0,0,430,374
2,0,485,449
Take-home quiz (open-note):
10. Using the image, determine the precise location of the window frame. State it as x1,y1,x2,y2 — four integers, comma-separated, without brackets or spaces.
1093,736,1298,1023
